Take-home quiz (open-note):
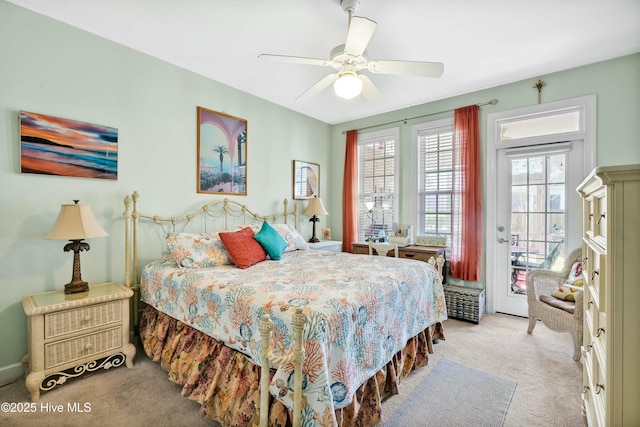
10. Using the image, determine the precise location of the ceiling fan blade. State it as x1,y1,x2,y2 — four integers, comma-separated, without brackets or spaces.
367,60,444,78
296,73,339,102
359,74,380,101
344,16,377,56
259,54,331,67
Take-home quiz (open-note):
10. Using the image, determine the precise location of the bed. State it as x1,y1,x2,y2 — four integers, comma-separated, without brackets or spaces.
123,192,447,427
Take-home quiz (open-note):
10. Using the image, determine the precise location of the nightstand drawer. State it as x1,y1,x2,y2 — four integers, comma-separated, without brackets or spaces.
45,326,123,369
45,300,122,339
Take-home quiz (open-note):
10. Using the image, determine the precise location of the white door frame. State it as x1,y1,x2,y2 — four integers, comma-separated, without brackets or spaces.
485,95,596,314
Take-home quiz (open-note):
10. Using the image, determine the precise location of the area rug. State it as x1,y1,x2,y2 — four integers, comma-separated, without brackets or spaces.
383,358,516,427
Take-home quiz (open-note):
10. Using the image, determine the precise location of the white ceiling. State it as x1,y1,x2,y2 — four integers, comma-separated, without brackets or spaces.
7,0,640,125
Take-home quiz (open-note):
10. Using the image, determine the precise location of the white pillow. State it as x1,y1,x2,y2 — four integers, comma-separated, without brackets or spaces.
271,223,310,252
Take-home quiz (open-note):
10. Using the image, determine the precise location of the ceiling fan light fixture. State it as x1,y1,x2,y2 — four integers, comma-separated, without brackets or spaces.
334,72,363,99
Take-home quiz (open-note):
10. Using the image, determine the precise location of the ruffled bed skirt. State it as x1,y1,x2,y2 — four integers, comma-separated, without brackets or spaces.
139,305,445,427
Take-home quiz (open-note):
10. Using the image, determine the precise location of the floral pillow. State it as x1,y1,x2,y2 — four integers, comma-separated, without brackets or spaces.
565,261,584,287
166,232,233,268
552,285,581,302
552,261,584,301
271,223,309,252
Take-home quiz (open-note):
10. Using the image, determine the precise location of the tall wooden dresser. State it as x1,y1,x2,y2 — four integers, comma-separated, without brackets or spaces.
576,164,640,426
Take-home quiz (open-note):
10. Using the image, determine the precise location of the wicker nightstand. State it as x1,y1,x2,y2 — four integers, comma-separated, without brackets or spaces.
22,282,136,402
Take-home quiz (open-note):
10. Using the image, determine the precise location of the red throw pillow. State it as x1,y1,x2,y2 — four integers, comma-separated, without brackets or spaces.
219,227,267,269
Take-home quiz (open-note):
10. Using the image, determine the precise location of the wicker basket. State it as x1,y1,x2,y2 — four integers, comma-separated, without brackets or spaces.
443,284,485,323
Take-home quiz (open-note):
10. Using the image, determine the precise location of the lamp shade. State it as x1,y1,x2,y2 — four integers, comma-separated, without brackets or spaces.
45,202,108,240
333,72,363,100
304,197,328,216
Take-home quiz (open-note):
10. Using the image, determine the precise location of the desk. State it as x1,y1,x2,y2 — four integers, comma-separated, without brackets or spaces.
351,242,445,265
353,243,447,283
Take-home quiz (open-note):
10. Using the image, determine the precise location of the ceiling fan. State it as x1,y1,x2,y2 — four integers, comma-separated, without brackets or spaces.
258,0,444,102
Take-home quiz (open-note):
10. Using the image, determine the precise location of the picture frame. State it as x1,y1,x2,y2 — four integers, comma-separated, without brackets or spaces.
322,228,331,240
20,111,118,180
292,160,319,200
197,106,247,195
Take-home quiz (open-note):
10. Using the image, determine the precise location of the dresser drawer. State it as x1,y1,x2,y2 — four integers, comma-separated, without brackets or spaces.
584,244,605,305
45,300,122,339
583,348,606,427
586,196,596,236
593,311,607,366
590,189,607,248
593,355,607,425
584,288,597,335
595,192,607,240
44,326,123,369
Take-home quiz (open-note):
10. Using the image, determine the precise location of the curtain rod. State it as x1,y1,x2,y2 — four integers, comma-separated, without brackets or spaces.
342,98,499,134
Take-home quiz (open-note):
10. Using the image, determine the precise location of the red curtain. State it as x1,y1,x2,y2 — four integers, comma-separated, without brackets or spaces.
342,130,358,253
450,105,482,281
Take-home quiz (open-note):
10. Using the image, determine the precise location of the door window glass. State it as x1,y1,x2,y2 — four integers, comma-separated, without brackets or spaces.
509,152,566,295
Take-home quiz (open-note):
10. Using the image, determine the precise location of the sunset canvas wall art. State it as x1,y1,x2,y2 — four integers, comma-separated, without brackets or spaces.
20,111,118,180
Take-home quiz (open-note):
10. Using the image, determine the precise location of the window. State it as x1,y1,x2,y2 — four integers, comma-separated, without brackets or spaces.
499,110,580,140
357,128,398,241
496,106,586,147
414,119,454,246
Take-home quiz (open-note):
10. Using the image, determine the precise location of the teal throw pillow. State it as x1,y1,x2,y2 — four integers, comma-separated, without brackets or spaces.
254,221,288,260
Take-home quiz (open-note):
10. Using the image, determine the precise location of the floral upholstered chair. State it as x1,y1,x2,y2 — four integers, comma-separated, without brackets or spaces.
526,248,584,361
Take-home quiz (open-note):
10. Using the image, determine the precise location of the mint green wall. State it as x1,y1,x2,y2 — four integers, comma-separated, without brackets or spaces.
0,2,331,382
328,52,640,286
2,0,639,384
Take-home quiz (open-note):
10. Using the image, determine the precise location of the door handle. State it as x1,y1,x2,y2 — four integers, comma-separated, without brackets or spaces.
497,238,509,244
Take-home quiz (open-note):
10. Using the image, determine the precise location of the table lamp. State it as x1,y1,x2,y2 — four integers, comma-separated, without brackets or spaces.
303,196,328,243
45,200,108,294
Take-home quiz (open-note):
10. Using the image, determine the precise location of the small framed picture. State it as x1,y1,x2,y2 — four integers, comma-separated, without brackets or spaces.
322,228,331,240
293,160,319,200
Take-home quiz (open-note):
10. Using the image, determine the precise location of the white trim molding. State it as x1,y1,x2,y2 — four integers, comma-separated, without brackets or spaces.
485,95,596,314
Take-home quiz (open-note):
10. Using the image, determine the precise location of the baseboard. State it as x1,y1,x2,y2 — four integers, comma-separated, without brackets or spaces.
0,361,25,387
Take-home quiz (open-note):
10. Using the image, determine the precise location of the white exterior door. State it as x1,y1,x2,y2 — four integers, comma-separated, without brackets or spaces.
494,143,583,316
485,96,595,316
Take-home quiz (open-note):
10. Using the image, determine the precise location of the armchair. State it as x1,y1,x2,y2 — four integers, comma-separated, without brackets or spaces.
526,248,583,361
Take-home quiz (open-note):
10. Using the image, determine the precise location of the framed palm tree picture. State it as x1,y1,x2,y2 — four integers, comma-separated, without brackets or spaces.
197,106,247,195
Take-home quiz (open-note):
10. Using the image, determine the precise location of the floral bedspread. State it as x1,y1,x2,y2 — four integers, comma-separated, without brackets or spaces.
140,249,447,426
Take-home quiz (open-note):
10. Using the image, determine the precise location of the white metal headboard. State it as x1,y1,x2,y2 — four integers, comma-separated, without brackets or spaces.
122,191,299,321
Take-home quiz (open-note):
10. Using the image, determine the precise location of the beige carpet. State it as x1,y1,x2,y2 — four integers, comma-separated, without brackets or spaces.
0,314,586,427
